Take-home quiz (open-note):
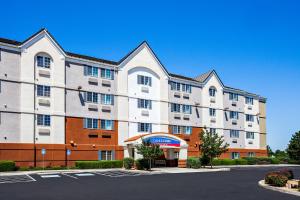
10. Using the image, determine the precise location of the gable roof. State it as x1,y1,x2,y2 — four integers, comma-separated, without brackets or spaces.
194,70,214,82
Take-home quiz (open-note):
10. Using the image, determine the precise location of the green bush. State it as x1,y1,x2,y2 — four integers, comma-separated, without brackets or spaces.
200,155,210,166
123,158,134,169
279,169,294,180
211,159,222,165
0,160,16,172
135,159,150,170
234,159,248,165
265,173,288,187
187,157,201,169
220,159,236,165
242,157,257,165
75,160,123,169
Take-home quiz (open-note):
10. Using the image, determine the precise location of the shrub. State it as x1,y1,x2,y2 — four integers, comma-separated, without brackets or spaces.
200,155,210,166
211,159,222,166
234,159,248,165
242,157,257,165
0,160,16,172
265,173,288,187
123,158,134,169
187,157,201,169
75,160,123,169
279,169,294,180
135,159,150,170
220,159,236,165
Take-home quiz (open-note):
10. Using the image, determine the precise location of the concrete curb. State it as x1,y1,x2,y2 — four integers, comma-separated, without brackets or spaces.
258,180,300,197
0,167,230,176
215,164,300,168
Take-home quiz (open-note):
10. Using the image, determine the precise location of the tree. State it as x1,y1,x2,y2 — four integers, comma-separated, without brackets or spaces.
267,145,274,157
135,139,164,170
287,131,300,162
199,129,229,168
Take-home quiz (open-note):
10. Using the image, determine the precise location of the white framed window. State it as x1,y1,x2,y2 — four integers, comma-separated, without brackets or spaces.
182,105,192,114
84,65,98,77
230,130,239,138
231,152,240,159
246,132,254,139
101,68,114,80
37,85,50,97
248,152,255,157
229,93,238,101
171,103,181,113
138,123,152,132
230,111,239,119
101,151,113,160
209,87,216,97
84,92,98,103
37,114,51,126
137,75,151,86
182,126,192,134
245,97,254,105
137,99,152,109
37,55,51,68
209,108,216,117
182,84,191,93
101,94,114,105
210,128,216,134
171,125,180,134
100,120,114,130
83,118,98,129
170,81,181,91
246,114,254,122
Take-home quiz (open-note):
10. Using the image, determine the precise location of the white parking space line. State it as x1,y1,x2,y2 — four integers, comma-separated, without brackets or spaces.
61,173,78,179
0,175,36,184
75,173,95,177
40,174,61,178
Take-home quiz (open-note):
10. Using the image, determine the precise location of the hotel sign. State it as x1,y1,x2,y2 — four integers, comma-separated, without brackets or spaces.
146,136,180,147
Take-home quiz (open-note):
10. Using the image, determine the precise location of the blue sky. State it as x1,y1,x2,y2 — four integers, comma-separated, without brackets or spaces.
1,0,299,150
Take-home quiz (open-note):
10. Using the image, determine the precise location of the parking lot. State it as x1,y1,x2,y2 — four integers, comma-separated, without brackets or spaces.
0,167,299,200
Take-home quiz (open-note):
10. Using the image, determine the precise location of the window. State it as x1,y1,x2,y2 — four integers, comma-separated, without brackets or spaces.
101,94,113,105
137,75,151,86
182,105,192,114
170,81,180,91
209,87,216,97
230,130,239,138
171,103,181,113
138,123,152,132
231,152,240,159
246,114,254,122
37,56,51,68
245,97,254,105
100,120,114,130
182,84,191,93
171,125,180,134
83,118,98,129
182,126,192,134
37,85,50,97
248,152,255,157
229,93,238,101
85,92,98,103
37,114,51,126
230,111,239,119
84,66,98,77
101,68,114,80
137,99,152,109
246,132,254,139
101,151,112,160
210,128,217,134
209,108,216,117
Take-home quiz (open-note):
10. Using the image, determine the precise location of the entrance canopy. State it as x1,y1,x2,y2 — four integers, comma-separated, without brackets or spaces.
124,132,188,149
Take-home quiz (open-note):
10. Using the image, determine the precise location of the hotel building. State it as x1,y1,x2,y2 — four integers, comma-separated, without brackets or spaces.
0,29,267,167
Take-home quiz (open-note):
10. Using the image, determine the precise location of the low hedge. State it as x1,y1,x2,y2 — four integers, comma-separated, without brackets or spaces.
135,159,150,170
242,157,280,165
123,158,134,169
0,160,16,172
187,157,201,169
265,172,288,187
75,160,123,169
212,158,239,165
